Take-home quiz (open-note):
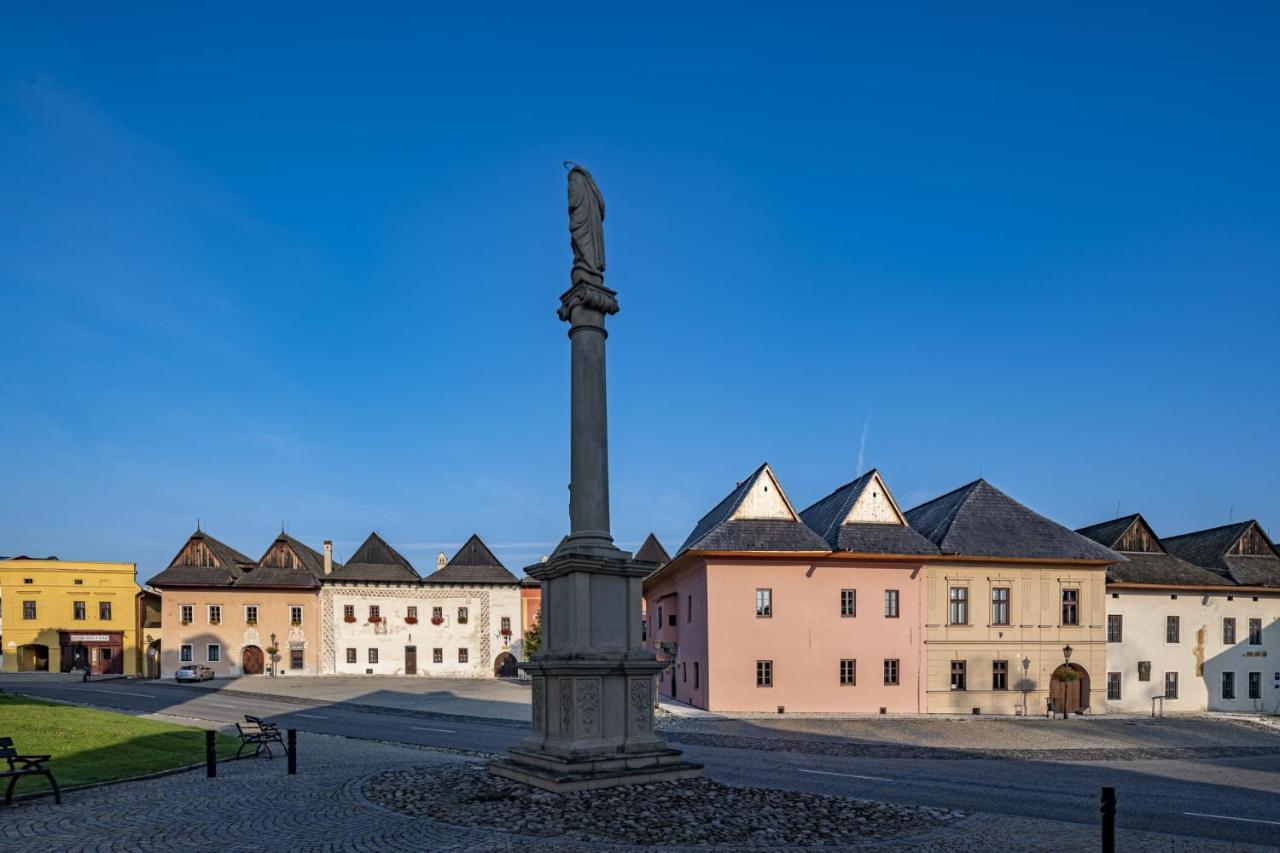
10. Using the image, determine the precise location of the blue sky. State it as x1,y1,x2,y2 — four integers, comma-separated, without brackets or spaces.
2,4,1277,576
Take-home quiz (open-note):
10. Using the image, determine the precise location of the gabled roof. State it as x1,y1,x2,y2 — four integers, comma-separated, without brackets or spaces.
326,532,419,583
904,480,1121,562
635,533,671,567
1075,515,1143,552
676,463,830,555
1163,521,1280,587
235,533,328,589
798,470,938,555
426,534,519,585
1076,514,1228,586
146,529,255,588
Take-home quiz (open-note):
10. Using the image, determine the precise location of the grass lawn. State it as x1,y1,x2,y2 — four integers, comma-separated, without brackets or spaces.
0,692,239,794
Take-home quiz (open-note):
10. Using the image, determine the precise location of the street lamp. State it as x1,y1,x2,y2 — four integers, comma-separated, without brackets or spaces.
1059,645,1074,720
1062,644,1073,663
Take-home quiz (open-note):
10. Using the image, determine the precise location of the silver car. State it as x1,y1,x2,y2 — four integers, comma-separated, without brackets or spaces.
175,664,215,682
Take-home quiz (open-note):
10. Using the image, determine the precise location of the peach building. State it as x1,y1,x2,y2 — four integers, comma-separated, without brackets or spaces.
147,529,325,677
644,465,933,713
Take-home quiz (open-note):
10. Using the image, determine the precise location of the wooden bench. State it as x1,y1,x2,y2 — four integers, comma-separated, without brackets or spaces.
235,715,288,759
2,737,61,805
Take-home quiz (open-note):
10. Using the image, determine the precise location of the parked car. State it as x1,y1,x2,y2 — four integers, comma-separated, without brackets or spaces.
175,664,215,683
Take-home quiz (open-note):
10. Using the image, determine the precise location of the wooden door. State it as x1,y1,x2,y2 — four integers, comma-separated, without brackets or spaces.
242,645,264,675
405,646,417,675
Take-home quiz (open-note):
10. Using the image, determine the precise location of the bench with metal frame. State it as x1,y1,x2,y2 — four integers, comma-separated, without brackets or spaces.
2,737,61,805
235,715,288,759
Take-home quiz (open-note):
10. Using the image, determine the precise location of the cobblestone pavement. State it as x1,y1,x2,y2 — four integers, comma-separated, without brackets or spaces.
0,733,1270,852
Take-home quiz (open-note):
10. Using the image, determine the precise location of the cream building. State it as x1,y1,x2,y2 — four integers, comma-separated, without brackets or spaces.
905,480,1120,715
1078,515,1280,714
321,533,523,678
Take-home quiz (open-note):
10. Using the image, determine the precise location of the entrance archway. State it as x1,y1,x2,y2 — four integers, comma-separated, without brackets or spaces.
146,641,162,679
17,644,49,672
1050,663,1090,715
242,645,264,675
493,652,519,678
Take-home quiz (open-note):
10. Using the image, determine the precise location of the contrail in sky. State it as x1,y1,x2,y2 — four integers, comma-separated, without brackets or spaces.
856,414,871,476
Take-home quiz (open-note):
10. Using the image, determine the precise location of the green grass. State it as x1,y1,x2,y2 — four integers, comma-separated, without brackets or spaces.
0,692,239,793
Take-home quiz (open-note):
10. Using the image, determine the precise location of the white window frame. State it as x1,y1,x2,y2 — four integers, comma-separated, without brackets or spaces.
290,605,303,625
179,644,193,663
180,604,194,624
207,644,221,663
208,604,221,625
245,604,259,625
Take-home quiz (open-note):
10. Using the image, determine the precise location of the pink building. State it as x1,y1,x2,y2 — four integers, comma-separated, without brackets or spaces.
644,464,934,713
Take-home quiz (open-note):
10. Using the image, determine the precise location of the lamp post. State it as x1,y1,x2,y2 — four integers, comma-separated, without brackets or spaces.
1060,645,1074,719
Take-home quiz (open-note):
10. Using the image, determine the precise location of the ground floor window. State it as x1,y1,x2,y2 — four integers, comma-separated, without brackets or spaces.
346,648,357,664
694,661,699,689
180,644,193,662
1164,671,1178,699
1249,672,1262,699
101,647,112,664
433,648,443,663
290,649,303,671
1107,672,1121,700
950,660,966,691
458,648,469,664
1222,671,1235,700
369,648,379,664
992,660,1008,691
1137,661,1151,681
840,658,856,686
883,659,899,686
756,660,773,687
207,644,221,663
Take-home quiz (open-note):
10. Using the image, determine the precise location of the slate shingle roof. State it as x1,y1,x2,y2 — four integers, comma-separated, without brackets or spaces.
235,533,329,589
1075,515,1140,552
427,534,519,585
675,463,829,555
1075,514,1225,586
1162,521,1280,587
326,532,419,583
635,533,671,567
904,480,1121,562
798,471,938,555
147,530,255,588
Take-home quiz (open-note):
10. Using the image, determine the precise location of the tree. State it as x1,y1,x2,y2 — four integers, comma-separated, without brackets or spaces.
522,609,542,659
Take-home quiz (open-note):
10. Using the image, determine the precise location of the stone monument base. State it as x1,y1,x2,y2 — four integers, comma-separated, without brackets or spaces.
489,747,702,793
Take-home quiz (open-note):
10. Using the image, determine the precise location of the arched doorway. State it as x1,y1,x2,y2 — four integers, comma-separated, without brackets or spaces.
17,644,49,672
146,641,162,679
493,652,519,678
242,645,264,675
1050,663,1090,715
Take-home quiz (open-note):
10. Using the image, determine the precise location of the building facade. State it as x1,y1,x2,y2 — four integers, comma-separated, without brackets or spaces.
1078,515,1280,714
0,556,143,674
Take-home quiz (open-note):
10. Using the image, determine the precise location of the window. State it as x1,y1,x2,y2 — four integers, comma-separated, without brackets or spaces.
73,601,86,620
97,600,111,621
180,604,194,624
346,648,357,664
369,605,381,621
1249,672,1262,700
180,644,193,662
433,648,443,664
1107,615,1123,643
1164,671,1179,699
458,606,468,624
948,587,968,625
1060,589,1079,626
74,579,83,585
840,659,856,686
458,648,469,664
884,589,899,618
950,660,967,691
883,658,899,686
1166,615,1180,643
991,587,1010,625
207,644,221,663
687,594,692,623
1223,618,1236,645
756,660,773,687
1107,672,1121,700
209,605,222,625
755,589,772,618
22,601,36,620
290,649,303,670
343,604,355,621
368,648,379,664
245,605,259,625
1222,672,1236,700
1137,661,1151,681
840,589,856,618
681,662,687,682
290,606,303,625
501,616,511,634
407,606,418,620
657,605,663,627
432,606,443,622
667,612,676,627
23,578,33,584
101,648,112,662
694,661,699,689
1249,618,1263,645
992,660,1008,691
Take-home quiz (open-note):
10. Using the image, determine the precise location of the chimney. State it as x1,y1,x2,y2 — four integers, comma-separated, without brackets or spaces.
323,540,333,575
436,551,447,572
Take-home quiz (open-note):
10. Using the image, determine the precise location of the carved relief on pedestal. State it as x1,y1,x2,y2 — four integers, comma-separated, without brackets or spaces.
576,678,601,738
559,680,574,735
531,676,545,732
629,678,652,734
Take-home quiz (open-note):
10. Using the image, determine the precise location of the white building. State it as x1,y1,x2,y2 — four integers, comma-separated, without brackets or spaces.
320,533,523,678
1077,515,1280,714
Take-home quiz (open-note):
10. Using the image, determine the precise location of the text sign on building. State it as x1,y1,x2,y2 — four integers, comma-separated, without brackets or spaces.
69,634,111,643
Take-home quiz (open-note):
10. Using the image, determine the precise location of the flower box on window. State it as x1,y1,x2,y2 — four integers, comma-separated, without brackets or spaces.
457,617,468,625
290,620,302,627
343,614,357,623
404,616,418,625
180,619,192,626
430,616,444,626
499,627,512,637
246,619,258,627
368,615,382,624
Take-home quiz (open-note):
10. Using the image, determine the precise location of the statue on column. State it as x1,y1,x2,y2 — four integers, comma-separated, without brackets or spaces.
565,161,605,288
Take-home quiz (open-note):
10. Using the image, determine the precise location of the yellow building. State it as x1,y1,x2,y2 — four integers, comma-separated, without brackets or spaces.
903,481,1119,715
0,556,143,675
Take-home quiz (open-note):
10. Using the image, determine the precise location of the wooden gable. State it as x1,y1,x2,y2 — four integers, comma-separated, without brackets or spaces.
260,540,303,570
842,470,906,526
1230,522,1276,557
730,465,799,522
176,538,220,568
1116,516,1163,553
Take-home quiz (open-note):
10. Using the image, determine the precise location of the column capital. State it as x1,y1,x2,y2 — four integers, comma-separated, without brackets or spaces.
558,282,619,323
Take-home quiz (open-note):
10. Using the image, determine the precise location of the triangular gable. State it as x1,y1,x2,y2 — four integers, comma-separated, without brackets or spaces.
1230,521,1277,557
842,470,906,525
728,464,799,522
1115,515,1164,554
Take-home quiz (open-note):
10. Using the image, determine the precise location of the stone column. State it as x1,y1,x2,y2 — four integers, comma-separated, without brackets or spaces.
488,170,701,792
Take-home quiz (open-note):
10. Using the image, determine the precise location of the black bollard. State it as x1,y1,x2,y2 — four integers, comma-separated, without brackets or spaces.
205,729,216,778
287,728,297,775
1101,786,1116,853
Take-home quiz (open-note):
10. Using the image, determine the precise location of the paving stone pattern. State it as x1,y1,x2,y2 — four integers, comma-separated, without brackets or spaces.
0,732,1270,852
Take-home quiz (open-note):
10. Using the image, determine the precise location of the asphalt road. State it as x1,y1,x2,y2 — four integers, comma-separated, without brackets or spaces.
6,677,1279,847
